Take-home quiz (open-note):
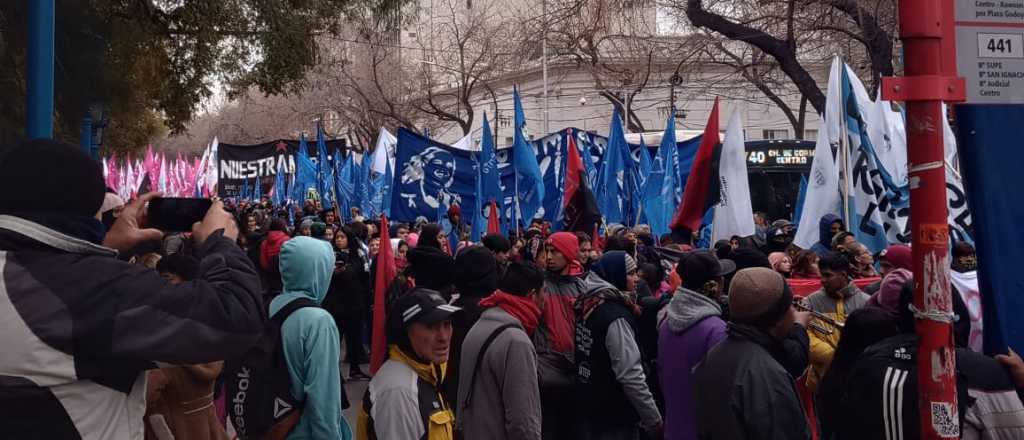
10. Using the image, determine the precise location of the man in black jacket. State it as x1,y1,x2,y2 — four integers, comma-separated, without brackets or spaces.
0,140,265,439
694,267,810,440
840,279,1024,439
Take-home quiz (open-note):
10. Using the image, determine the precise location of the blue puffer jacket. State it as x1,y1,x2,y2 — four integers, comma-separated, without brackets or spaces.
269,237,353,440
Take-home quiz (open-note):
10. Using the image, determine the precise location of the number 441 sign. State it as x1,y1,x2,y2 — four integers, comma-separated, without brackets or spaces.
955,2,1024,104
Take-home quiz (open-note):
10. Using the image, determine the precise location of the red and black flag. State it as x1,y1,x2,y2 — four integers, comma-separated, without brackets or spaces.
563,130,601,233
671,97,723,233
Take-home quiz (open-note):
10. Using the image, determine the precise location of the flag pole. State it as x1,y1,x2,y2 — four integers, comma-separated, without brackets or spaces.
514,168,521,232
838,56,853,230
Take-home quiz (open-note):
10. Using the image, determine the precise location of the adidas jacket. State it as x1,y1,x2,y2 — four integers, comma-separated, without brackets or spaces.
0,215,266,439
841,334,1024,440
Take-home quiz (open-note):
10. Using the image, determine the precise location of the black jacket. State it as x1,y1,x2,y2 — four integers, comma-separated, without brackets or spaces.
323,250,369,321
693,323,810,440
840,334,1024,440
0,215,265,439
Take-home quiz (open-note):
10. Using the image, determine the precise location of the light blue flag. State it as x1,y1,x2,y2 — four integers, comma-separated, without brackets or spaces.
577,130,598,188
841,67,907,253
239,175,249,202
637,137,653,224
597,109,627,224
273,159,287,207
337,152,356,219
645,111,679,236
333,151,350,221
471,154,485,242
355,157,374,217
291,134,318,203
251,175,261,202
696,207,715,249
480,112,501,205
316,123,334,209
512,86,544,226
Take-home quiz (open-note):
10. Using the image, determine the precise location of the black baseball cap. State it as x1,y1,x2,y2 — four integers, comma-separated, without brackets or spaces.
678,250,736,290
390,288,462,328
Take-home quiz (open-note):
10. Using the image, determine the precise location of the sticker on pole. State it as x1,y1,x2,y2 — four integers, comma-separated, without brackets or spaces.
931,401,960,438
919,223,949,246
956,2,1024,103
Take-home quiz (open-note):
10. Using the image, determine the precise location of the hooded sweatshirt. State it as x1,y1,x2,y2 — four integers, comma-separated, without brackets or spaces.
658,288,727,440
269,237,353,440
811,214,843,257
574,269,662,434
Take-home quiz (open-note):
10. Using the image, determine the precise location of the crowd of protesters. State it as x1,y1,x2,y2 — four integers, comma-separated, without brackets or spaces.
4,139,1024,440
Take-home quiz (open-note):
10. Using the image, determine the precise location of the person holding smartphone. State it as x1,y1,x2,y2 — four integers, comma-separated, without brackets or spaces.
323,226,372,380
0,139,266,439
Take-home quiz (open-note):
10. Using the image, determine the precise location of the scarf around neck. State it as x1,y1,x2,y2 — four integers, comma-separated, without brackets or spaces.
479,290,541,336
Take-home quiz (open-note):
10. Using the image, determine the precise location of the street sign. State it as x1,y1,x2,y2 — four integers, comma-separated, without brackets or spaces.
956,2,1024,103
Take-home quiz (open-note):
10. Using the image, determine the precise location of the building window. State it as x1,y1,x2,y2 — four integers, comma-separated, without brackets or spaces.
504,136,513,146
762,129,788,140
804,129,818,141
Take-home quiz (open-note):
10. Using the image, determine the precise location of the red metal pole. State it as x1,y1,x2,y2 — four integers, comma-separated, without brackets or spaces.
882,0,964,438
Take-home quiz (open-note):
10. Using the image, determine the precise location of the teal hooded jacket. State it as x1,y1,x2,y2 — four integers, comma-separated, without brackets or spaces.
269,237,353,440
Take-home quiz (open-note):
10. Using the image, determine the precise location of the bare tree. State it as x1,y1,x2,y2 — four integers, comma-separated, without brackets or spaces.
698,38,810,137
408,0,522,135
662,0,898,114
544,0,686,132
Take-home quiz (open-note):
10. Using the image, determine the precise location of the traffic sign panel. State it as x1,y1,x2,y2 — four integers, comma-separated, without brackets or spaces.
956,2,1024,103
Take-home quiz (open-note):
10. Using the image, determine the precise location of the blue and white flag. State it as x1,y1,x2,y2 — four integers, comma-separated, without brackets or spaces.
273,158,288,207
512,87,545,226
597,109,628,224
480,112,502,205
334,152,351,221
337,152,356,216
841,65,908,253
637,136,653,224
472,153,486,242
357,156,374,217
390,128,480,229
645,112,680,236
316,123,334,209
711,110,755,242
291,134,318,203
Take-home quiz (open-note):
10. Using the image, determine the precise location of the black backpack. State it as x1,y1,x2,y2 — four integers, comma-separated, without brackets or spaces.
226,298,317,439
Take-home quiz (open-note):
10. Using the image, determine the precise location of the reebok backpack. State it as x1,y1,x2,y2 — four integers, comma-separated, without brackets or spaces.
226,298,317,440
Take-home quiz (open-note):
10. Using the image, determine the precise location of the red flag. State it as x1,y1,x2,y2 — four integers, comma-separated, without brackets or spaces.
487,201,501,234
563,130,601,233
370,214,397,373
672,97,723,232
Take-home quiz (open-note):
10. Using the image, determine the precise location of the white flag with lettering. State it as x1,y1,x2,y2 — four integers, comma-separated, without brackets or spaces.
794,59,844,249
712,110,755,241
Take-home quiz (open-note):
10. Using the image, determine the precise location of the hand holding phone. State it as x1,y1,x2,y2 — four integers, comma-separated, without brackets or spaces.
191,199,239,245
103,192,165,253
147,198,214,232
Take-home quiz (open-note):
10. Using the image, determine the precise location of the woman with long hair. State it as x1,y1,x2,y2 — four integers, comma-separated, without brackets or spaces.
843,242,879,278
322,226,372,380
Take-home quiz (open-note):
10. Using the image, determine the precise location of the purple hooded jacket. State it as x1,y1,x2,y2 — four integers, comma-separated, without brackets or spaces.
657,287,727,440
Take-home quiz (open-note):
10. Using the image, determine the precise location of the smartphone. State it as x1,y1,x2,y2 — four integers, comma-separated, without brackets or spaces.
148,198,213,232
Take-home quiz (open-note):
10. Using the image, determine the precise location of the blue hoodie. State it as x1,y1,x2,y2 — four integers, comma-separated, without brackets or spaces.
269,237,353,440
811,214,844,257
